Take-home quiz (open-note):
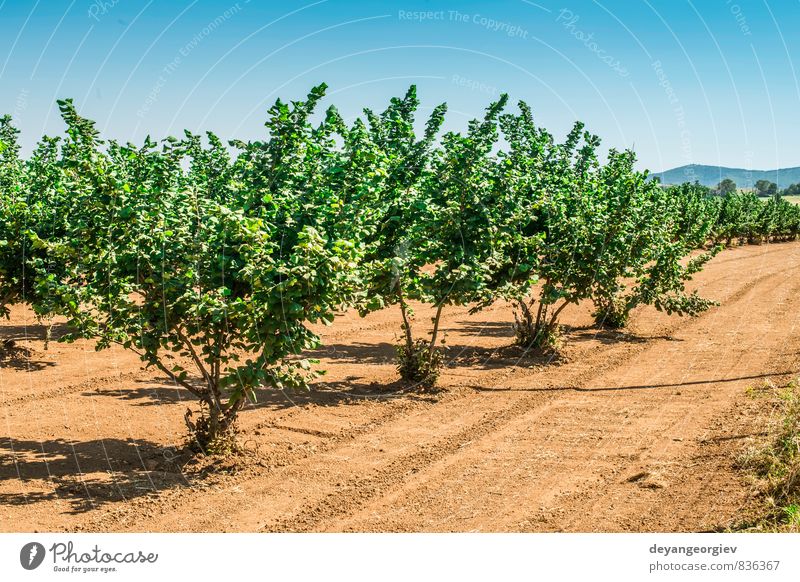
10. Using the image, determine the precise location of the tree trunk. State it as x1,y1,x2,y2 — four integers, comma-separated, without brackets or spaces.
398,287,414,350
514,298,536,346
428,302,446,355
189,387,243,454
546,300,569,332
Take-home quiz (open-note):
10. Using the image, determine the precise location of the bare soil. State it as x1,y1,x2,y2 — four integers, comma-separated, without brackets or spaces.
2,242,799,532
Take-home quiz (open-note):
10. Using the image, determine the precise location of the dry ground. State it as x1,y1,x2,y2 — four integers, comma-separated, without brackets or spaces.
2,242,800,532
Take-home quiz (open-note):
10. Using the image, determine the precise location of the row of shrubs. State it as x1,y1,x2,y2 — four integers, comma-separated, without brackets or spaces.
1,85,797,450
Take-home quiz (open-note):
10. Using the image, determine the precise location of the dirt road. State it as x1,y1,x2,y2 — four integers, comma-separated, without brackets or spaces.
2,242,799,532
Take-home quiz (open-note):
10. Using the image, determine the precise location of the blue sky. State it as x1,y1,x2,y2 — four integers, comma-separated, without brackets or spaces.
1,0,797,172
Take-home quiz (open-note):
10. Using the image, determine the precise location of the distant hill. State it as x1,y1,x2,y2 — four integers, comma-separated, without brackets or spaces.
652,164,800,189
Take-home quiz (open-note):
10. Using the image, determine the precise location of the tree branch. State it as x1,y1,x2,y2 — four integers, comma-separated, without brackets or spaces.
174,326,215,395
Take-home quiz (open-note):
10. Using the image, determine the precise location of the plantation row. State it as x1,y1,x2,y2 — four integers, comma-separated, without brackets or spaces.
707,188,800,245
0,85,797,449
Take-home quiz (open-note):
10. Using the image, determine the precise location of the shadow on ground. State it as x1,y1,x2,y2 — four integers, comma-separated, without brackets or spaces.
310,340,564,370
0,436,191,513
0,322,72,342
0,343,56,371
81,375,432,410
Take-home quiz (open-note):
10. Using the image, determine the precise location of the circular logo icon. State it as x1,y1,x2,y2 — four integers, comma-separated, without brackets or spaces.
20,542,46,570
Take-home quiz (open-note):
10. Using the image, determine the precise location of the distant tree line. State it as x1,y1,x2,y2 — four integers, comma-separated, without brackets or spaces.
711,178,800,197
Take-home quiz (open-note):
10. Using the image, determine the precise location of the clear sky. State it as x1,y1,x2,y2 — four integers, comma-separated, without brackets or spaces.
1,0,797,172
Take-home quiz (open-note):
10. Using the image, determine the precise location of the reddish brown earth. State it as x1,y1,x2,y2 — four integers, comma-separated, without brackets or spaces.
1,242,799,532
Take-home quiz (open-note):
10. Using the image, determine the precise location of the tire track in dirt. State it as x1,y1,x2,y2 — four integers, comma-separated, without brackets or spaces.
318,246,800,532
706,242,790,266
543,259,800,532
